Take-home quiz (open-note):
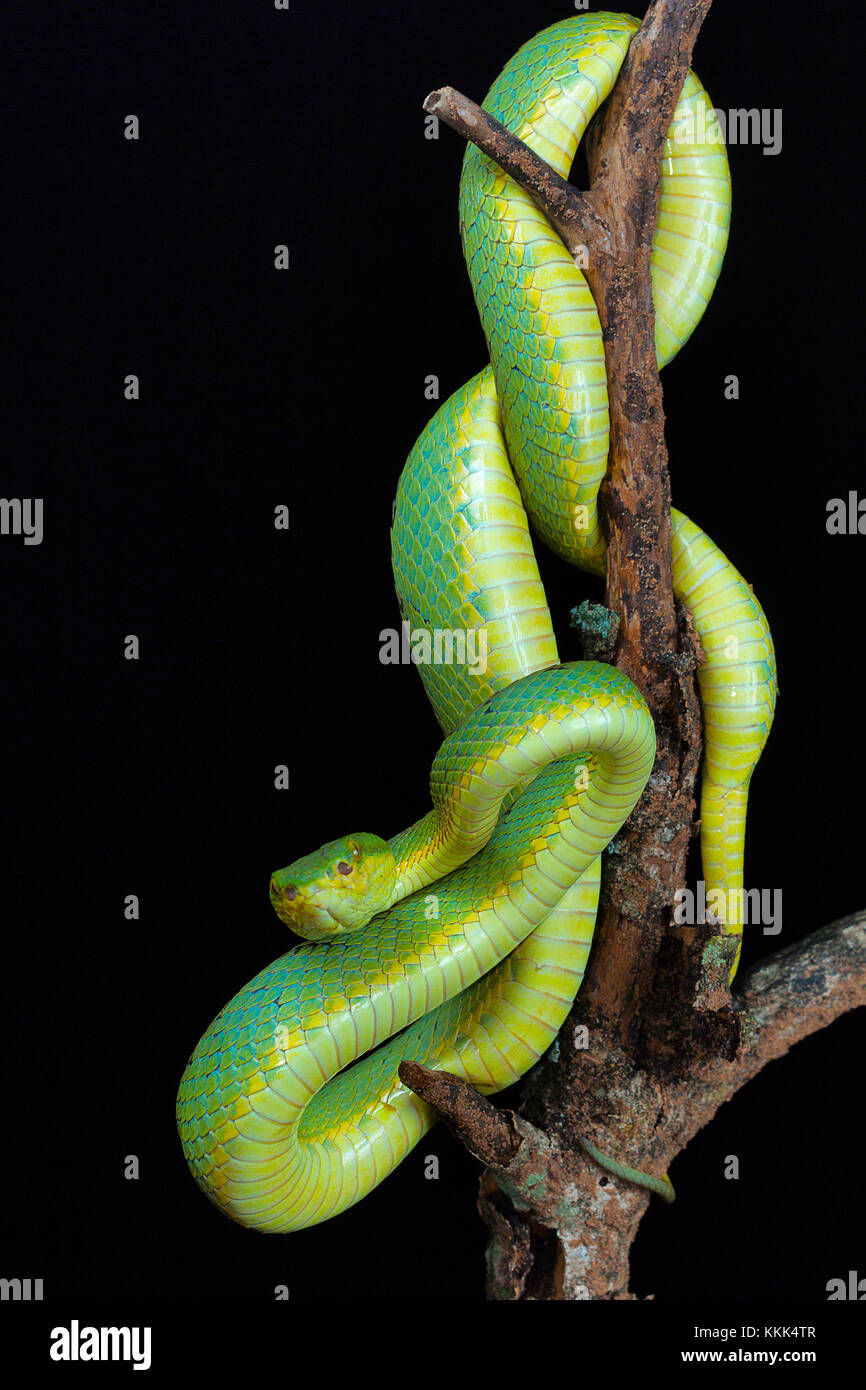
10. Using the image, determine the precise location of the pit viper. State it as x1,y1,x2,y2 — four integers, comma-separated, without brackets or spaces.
177,11,777,1232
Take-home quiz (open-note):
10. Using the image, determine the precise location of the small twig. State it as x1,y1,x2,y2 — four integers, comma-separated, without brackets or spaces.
398,1061,522,1167
423,87,610,262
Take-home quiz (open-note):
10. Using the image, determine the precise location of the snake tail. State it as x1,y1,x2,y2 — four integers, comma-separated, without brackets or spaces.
578,1136,677,1204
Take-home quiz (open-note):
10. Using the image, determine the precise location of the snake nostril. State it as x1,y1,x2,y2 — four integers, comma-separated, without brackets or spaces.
270,878,298,902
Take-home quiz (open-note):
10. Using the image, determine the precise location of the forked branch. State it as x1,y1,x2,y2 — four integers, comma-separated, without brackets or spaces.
401,0,866,1300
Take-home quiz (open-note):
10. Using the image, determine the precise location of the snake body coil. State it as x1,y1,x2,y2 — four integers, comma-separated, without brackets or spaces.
177,13,776,1233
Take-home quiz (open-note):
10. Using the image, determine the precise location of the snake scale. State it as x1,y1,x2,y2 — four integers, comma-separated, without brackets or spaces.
177,12,777,1232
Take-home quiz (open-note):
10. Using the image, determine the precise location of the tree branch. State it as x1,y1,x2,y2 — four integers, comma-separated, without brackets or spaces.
398,1061,522,1167
427,4,715,1048
735,912,866,1082
647,912,866,1173
423,86,610,262
418,0,864,1299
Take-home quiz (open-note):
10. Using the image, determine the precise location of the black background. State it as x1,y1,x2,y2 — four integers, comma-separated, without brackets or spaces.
3,0,865,1311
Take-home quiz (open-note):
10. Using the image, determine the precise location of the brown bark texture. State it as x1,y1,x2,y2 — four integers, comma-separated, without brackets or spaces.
407,0,866,1300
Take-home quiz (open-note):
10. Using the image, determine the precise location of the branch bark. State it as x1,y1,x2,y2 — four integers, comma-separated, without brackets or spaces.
403,912,866,1300
407,0,866,1299
734,912,866,1084
423,86,611,260
398,1061,522,1167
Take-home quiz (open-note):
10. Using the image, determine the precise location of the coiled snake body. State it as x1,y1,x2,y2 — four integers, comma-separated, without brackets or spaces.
177,13,777,1233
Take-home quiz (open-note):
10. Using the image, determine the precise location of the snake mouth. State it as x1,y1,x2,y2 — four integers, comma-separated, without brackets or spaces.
296,913,352,942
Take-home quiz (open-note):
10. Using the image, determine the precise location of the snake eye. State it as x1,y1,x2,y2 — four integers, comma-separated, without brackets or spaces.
337,861,352,876
284,885,299,901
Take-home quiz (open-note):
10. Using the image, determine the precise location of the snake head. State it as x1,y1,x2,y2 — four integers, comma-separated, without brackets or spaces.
269,833,398,941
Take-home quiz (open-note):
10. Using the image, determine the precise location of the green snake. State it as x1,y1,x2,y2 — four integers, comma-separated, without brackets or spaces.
177,12,777,1232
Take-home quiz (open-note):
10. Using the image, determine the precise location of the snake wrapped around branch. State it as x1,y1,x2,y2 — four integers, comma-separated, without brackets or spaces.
176,11,777,1233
